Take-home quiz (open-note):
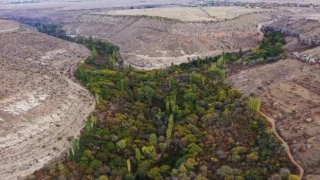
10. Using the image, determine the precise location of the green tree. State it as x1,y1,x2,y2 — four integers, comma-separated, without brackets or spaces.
118,78,127,91
91,46,98,58
185,143,202,156
90,159,102,170
218,90,227,102
248,97,261,114
217,165,234,177
149,133,157,146
69,136,79,158
247,152,259,161
216,55,226,68
184,92,197,102
185,158,198,171
166,114,174,139
288,175,299,180
142,146,156,158
138,160,154,176
95,92,100,106
116,140,126,150
140,85,155,103
98,175,109,180
135,148,141,162
127,159,131,174
279,168,290,179
169,78,175,89
148,167,162,180
109,56,115,70
159,143,167,154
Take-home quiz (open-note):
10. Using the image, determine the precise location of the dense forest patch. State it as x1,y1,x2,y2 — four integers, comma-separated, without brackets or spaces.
232,31,286,66
24,22,298,180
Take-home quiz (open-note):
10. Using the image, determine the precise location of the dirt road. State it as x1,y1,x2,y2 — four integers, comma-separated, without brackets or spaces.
227,59,320,178
260,112,304,179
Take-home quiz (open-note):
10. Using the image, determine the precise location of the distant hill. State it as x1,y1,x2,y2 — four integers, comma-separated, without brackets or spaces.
230,0,319,5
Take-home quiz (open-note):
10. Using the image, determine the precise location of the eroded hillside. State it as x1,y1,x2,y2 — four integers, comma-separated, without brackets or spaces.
228,19,320,178
61,10,285,69
0,20,95,179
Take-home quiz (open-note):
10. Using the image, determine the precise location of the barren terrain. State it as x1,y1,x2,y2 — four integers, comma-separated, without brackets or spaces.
235,0,320,4
228,58,320,178
0,19,19,33
0,4,289,69
103,7,270,22
228,15,320,177
0,20,94,179
0,4,292,70
62,9,283,69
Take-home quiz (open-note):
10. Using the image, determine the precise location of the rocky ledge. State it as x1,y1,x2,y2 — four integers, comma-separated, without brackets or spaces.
292,52,320,64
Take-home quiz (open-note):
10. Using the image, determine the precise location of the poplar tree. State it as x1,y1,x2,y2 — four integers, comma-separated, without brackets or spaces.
127,159,131,174
248,97,261,114
169,78,175,89
95,92,100,106
109,56,115,70
166,114,174,139
135,148,141,162
91,46,98,58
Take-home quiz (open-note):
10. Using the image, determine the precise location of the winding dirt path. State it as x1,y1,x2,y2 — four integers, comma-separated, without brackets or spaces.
260,112,304,179
254,23,304,178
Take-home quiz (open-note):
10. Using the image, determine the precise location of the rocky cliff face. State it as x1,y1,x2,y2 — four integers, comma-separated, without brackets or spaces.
261,19,320,47
261,19,320,64
262,25,320,46
292,51,320,63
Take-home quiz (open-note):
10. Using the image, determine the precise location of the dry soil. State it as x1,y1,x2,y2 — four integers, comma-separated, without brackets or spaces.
0,20,95,180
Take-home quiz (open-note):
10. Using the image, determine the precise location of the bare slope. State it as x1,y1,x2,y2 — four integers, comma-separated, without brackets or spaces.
0,5,288,70
227,59,320,178
103,7,270,22
0,19,19,33
63,10,282,69
0,20,94,179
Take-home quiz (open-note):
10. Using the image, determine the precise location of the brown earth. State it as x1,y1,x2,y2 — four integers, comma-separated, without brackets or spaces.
0,20,95,180
62,10,285,69
236,0,320,4
103,7,271,22
0,19,20,33
0,4,286,69
227,59,320,178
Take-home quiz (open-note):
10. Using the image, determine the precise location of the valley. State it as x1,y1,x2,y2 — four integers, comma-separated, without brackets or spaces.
0,1,319,180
